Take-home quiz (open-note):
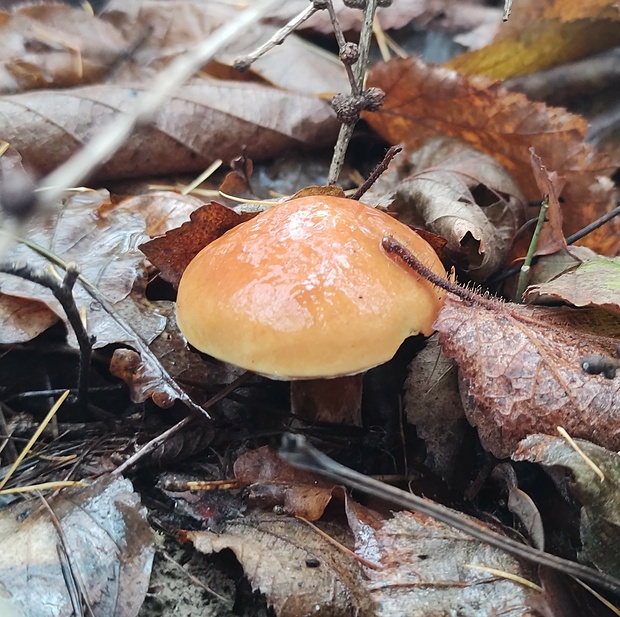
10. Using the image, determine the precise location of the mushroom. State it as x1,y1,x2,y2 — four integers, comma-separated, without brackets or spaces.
176,195,446,425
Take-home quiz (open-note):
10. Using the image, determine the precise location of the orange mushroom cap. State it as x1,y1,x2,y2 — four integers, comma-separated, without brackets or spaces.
176,196,446,379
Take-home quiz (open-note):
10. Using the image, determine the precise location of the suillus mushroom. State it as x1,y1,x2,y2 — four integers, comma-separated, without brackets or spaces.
176,195,446,425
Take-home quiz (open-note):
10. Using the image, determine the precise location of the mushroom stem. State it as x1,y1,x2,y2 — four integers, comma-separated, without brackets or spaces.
290,374,364,425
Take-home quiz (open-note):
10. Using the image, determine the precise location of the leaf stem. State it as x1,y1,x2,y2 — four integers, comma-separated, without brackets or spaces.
516,195,549,301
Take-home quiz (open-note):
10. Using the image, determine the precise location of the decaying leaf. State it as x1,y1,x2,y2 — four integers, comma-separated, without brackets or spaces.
514,434,620,579
234,446,340,521
435,296,620,457
366,57,620,254
0,476,154,617
140,201,250,288
0,292,58,344
0,3,126,92
0,79,338,179
0,1,348,96
352,509,541,616
446,19,620,80
267,0,500,37
525,256,620,315
368,137,526,278
110,346,176,408
182,513,375,617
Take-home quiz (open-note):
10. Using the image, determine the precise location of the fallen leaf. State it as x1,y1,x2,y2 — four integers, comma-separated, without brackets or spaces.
435,296,620,457
352,509,541,616
267,0,500,36
182,513,375,617
514,434,620,579
105,0,348,95
110,346,176,408
0,190,180,348
525,256,620,315
366,57,620,254
369,137,526,278
0,476,154,617
140,201,250,288
528,149,568,257
0,79,338,179
498,0,620,34
446,19,620,80
0,292,58,344
0,4,126,92
234,446,339,521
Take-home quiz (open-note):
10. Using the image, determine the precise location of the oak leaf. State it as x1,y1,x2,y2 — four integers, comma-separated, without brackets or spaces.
366,57,619,254
140,201,250,288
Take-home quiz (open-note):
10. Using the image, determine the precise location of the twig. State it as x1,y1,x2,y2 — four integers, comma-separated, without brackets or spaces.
234,2,323,71
351,145,401,200
0,263,93,409
566,202,620,245
37,491,95,617
279,434,620,596
381,235,498,310
328,0,381,185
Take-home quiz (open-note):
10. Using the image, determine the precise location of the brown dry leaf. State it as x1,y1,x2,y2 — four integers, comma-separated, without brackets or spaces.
0,1,347,96
140,201,250,288
528,149,568,257
514,434,620,579
0,476,154,617
234,446,339,521
0,189,198,349
182,513,375,617
366,57,620,254
435,296,620,457
370,137,526,279
446,19,620,80
0,292,58,344
352,509,541,616
0,79,338,179
110,347,177,408
525,256,620,315
0,3,127,93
